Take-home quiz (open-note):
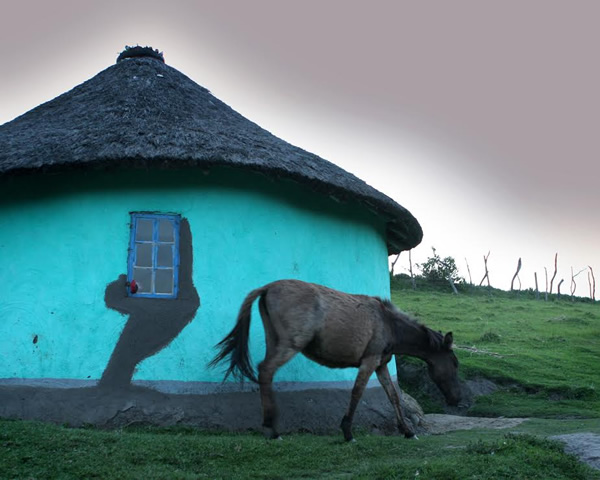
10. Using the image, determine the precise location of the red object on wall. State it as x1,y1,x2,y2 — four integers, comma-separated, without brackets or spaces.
130,279,138,294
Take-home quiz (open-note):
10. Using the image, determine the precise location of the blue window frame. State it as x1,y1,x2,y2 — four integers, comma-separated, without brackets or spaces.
128,213,180,298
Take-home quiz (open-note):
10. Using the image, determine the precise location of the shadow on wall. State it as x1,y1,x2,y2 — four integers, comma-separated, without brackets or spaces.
99,217,200,389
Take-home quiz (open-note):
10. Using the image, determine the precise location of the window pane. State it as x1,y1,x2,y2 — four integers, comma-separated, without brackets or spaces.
133,268,153,293
135,243,153,267
158,219,174,242
155,269,174,294
157,244,173,267
129,213,181,297
136,218,154,241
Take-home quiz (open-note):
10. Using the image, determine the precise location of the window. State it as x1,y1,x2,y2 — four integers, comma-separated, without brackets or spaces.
128,213,180,298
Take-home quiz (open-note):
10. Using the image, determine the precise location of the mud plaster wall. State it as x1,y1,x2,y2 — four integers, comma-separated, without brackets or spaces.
0,167,391,386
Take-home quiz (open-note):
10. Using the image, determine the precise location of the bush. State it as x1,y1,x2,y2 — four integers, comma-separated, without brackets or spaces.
419,248,464,284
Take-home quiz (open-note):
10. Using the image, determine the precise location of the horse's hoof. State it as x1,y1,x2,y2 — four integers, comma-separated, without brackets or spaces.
404,432,417,439
263,428,282,440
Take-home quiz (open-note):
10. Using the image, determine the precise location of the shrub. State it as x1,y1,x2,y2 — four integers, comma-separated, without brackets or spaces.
419,248,464,284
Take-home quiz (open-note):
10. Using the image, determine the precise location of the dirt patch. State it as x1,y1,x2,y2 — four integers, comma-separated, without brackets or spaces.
423,414,527,434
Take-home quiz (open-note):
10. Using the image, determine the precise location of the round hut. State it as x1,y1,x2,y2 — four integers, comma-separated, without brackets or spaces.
0,47,422,405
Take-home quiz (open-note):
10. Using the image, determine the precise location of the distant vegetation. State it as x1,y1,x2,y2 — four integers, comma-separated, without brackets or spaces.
392,249,597,302
391,276,600,418
392,270,597,303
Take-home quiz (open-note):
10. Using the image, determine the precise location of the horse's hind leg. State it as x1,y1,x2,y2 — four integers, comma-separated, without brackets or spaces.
341,357,378,442
258,347,297,439
375,363,416,438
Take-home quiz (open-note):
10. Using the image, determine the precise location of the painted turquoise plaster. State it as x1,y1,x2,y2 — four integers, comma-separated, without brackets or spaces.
0,167,392,385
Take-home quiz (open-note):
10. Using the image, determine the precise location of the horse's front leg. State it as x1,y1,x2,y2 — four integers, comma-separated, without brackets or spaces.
341,357,379,442
375,363,416,438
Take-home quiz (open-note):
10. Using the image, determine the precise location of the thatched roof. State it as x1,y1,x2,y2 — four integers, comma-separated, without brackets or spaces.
0,48,422,253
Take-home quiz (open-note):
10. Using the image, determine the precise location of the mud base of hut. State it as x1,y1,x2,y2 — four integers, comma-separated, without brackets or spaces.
0,384,414,436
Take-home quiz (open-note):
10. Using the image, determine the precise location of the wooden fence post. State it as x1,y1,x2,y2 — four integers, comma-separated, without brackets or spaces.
511,258,522,291
479,251,491,287
549,253,558,295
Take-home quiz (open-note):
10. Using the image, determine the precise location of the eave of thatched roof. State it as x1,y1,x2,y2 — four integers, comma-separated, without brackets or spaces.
0,54,422,254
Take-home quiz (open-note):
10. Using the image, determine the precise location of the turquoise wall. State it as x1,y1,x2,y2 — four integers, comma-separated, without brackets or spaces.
0,167,391,385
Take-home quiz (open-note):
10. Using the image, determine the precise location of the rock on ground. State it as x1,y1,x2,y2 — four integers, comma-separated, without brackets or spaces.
551,433,600,471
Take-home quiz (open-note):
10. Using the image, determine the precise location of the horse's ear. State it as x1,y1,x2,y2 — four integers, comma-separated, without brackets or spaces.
443,332,453,350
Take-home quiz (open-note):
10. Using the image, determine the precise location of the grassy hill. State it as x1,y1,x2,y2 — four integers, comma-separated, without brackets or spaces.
391,276,600,419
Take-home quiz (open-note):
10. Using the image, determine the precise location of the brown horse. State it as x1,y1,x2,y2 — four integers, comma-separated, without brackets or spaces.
210,279,461,441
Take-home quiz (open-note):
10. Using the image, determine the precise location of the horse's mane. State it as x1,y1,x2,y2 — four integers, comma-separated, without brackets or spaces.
380,299,447,352
424,327,445,351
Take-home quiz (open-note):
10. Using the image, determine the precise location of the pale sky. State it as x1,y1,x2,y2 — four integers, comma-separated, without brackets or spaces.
1,0,598,294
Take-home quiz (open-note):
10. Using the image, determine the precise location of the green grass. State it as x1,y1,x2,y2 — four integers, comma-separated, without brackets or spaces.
1,419,599,479
1,283,599,479
391,283,600,419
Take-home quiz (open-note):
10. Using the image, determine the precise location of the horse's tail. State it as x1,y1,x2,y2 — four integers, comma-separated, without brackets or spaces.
208,285,269,383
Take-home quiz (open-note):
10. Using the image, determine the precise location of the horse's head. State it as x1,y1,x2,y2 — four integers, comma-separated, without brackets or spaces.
385,303,463,406
426,332,462,406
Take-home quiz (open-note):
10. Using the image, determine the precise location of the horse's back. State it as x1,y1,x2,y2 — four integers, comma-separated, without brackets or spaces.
263,279,375,323
261,279,326,335
262,280,383,367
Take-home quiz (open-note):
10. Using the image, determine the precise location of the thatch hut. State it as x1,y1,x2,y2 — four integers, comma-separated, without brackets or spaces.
0,46,422,399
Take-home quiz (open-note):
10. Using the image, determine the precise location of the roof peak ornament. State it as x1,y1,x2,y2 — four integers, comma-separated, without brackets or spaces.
117,45,164,64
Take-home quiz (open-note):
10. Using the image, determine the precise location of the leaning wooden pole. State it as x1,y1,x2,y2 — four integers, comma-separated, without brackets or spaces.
479,251,491,287
465,258,473,286
511,258,522,291
549,253,558,295
571,267,586,302
437,258,459,295
557,279,564,299
390,253,401,276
